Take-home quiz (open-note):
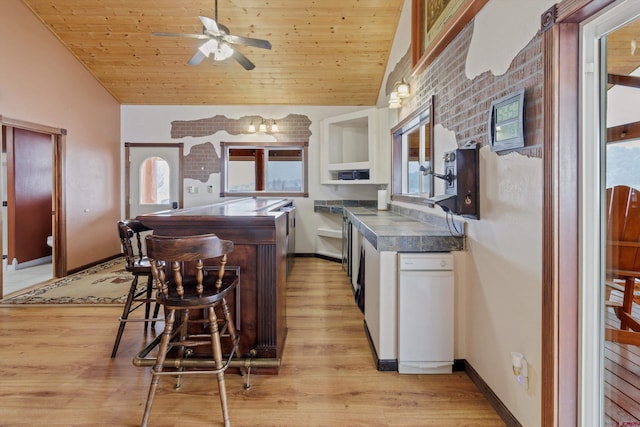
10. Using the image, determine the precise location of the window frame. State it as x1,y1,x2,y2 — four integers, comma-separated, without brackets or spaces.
220,140,309,198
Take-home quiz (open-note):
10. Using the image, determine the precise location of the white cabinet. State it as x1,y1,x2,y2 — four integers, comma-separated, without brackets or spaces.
362,238,398,362
397,253,454,374
320,108,390,185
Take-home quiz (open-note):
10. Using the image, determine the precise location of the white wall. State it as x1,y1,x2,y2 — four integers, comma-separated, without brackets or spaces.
121,105,380,254
384,0,553,426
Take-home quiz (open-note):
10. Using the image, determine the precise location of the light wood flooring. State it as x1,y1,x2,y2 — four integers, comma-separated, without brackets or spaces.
0,257,506,426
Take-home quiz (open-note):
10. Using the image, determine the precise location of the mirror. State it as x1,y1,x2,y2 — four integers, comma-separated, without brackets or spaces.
391,96,434,205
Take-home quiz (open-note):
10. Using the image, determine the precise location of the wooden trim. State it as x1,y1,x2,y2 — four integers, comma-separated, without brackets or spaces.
124,142,184,218
541,1,617,426
607,121,640,142
410,0,424,67
66,253,121,275
390,96,434,203
219,141,309,198
124,144,131,219
363,320,398,371
0,115,65,136
608,73,640,89
411,0,489,74
463,360,522,427
54,132,66,278
0,116,67,291
5,128,16,284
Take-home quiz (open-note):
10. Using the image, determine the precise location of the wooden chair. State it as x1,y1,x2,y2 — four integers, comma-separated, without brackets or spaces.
605,185,640,346
141,233,240,427
112,220,161,358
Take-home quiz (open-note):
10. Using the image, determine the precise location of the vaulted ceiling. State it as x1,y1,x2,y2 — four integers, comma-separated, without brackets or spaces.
21,0,404,106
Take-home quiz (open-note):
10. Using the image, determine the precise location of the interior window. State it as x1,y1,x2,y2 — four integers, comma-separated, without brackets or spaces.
221,141,308,197
139,156,170,205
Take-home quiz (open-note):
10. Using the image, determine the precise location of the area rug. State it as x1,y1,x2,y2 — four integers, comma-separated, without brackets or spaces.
0,257,143,305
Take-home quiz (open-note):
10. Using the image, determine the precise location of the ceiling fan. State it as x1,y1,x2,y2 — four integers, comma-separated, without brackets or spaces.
152,0,272,70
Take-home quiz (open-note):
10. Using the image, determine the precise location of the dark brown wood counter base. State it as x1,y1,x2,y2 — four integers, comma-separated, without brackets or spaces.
137,198,293,372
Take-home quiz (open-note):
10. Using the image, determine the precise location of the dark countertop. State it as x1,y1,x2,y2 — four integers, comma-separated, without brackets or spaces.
139,197,290,219
345,207,465,252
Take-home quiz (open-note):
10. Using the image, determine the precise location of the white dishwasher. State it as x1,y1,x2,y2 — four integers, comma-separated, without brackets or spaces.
397,252,454,374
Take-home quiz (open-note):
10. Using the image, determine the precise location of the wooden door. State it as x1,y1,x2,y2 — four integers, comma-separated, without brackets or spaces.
7,128,52,266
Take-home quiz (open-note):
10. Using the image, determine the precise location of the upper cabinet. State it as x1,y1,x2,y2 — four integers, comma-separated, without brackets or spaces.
320,108,389,185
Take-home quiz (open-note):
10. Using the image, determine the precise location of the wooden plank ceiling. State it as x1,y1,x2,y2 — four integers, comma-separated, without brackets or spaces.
21,0,404,105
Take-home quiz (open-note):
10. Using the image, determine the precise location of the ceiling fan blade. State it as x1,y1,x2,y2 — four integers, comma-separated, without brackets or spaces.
199,16,222,35
152,32,209,40
187,49,208,66
232,50,255,71
223,34,272,50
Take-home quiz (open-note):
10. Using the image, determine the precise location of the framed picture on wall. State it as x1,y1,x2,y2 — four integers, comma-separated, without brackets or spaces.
411,0,489,73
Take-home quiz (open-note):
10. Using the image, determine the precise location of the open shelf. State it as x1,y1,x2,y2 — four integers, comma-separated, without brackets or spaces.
321,108,388,185
317,227,342,239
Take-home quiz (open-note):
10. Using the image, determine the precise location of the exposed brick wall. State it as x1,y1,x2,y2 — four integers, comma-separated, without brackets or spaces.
397,21,543,158
170,113,312,182
171,113,312,143
184,142,219,182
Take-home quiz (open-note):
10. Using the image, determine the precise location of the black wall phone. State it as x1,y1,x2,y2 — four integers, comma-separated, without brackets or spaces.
426,141,479,219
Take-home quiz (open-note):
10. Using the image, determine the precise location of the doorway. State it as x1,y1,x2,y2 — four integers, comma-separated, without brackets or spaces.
0,116,66,297
125,143,183,219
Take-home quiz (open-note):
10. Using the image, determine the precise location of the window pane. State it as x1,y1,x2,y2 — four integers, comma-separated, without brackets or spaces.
406,129,421,194
222,143,308,196
267,148,303,191
139,156,170,205
228,159,256,192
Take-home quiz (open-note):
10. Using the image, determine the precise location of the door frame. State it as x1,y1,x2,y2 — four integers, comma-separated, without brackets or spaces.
541,0,618,425
124,142,184,219
0,115,67,296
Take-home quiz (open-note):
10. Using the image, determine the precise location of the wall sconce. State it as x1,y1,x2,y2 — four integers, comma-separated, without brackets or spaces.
511,352,529,390
248,118,279,133
389,77,411,109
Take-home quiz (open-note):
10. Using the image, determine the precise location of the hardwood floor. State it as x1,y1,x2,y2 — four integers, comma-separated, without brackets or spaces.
0,257,505,426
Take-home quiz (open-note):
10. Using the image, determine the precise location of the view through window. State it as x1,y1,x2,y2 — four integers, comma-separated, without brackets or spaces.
221,142,308,197
139,156,170,205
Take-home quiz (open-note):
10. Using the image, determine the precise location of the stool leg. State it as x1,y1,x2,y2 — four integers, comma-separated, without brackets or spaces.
141,308,175,427
111,275,139,358
144,275,153,331
208,306,231,427
151,300,161,329
174,309,190,391
221,298,240,359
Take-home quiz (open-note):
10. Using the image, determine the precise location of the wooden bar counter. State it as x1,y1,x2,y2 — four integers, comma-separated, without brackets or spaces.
137,197,293,373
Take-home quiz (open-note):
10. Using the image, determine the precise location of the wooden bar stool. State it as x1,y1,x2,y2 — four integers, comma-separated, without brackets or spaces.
112,220,162,358
141,233,240,427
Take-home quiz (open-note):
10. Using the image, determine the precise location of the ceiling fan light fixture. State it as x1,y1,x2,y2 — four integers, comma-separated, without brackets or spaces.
213,42,234,61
